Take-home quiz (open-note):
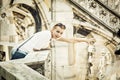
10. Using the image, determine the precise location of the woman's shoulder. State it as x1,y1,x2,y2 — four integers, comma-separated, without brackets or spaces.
34,30,51,37
37,30,50,33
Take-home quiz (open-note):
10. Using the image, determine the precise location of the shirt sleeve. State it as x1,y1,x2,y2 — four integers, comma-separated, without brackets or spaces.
33,31,51,50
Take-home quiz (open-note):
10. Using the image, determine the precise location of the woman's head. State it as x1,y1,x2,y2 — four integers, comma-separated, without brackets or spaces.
51,23,66,39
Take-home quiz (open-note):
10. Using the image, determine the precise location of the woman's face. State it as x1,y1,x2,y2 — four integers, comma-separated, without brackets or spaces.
51,26,65,39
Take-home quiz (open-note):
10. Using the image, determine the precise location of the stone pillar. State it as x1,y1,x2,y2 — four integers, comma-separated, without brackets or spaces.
50,1,74,80
75,42,88,80
52,0,74,66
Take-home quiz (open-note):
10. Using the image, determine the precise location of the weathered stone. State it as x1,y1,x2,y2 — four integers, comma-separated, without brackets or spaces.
0,50,51,80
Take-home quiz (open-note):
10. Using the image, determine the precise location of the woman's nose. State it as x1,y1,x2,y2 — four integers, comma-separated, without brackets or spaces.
57,33,61,37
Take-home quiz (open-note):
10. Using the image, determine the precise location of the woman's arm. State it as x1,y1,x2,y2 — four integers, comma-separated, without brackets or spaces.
33,47,51,51
57,37,95,43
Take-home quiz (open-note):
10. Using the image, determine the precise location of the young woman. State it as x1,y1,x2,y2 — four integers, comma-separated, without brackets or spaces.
11,23,95,59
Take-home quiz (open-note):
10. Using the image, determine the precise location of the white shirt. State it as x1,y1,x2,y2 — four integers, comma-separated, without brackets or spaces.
19,30,51,52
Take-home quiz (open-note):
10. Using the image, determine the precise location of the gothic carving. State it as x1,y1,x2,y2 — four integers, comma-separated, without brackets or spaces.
73,0,120,33
111,17,118,23
90,2,97,8
100,10,107,16
1,13,6,18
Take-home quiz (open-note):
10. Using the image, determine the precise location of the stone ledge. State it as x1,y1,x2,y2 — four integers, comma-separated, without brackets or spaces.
0,50,51,80
0,62,49,80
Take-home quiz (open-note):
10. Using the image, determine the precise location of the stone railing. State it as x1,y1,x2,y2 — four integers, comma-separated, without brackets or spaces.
0,50,51,80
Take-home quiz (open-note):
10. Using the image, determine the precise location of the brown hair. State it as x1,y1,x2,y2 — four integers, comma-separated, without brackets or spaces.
53,23,66,29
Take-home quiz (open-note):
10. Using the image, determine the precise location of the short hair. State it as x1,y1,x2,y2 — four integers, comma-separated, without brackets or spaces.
53,23,66,29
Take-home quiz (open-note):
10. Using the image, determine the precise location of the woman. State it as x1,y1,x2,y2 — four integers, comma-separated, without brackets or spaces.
11,23,95,59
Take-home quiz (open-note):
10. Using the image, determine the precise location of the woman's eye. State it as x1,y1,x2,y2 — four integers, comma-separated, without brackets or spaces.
56,31,60,33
